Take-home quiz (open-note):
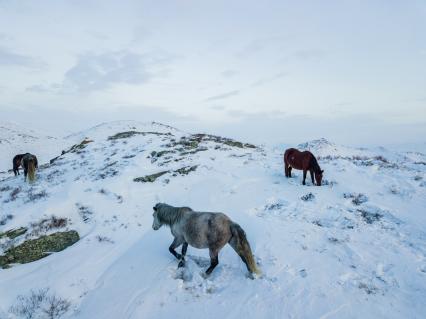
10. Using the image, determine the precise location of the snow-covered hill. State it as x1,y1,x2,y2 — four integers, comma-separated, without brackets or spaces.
0,122,67,173
0,121,425,319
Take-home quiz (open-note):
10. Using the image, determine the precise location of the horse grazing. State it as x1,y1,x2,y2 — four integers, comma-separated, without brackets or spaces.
12,154,26,176
284,148,323,186
21,153,38,182
152,203,260,277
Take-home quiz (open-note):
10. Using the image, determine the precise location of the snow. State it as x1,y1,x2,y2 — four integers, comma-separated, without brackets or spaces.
0,121,425,319
0,121,67,173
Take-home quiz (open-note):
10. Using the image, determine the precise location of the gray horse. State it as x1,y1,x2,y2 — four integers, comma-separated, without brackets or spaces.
152,203,260,276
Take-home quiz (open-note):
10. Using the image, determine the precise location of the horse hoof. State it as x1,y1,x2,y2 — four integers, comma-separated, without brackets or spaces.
178,260,185,268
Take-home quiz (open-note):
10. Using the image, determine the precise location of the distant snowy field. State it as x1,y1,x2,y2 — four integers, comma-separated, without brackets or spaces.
0,121,425,319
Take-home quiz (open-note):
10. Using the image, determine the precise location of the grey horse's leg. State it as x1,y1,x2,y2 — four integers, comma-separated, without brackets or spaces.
169,237,183,260
205,249,219,275
178,242,188,268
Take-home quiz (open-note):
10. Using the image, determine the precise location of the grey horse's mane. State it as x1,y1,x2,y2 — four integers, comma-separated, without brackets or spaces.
156,203,193,226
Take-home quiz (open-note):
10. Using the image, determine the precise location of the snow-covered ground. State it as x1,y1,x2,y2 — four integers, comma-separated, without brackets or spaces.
0,122,67,173
0,121,425,319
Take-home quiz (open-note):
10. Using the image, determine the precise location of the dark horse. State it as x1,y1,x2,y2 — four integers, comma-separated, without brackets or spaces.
12,154,26,176
284,148,323,186
21,153,38,182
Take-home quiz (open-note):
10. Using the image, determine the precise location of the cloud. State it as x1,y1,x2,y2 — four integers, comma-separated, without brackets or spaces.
204,90,240,102
250,71,288,87
0,46,46,68
39,50,176,94
220,69,238,78
292,49,325,60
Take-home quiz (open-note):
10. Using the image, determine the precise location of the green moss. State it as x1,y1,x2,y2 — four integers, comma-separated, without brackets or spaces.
174,165,198,175
133,171,169,183
0,227,27,239
133,165,198,183
108,131,172,140
0,231,80,268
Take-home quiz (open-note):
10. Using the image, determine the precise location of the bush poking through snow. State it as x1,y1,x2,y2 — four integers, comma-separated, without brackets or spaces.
9,288,70,319
29,216,68,237
25,189,48,203
0,214,13,226
301,193,315,201
343,193,368,205
4,187,21,203
75,203,93,223
96,235,114,243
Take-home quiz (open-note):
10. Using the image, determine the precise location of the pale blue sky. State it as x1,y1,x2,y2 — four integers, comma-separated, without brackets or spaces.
0,0,425,146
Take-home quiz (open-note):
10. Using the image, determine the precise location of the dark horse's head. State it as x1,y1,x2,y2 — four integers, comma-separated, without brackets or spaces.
314,170,324,186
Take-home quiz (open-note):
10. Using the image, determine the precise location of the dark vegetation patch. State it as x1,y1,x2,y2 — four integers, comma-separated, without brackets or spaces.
107,131,172,140
166,134,256,151
96,235,114,243
0,231,79,268
301,193,315,201
264,203,285,211
343,193,368,205
0,227,28,240
319,155,398,169
76,203,93,223
133,165,198,183
134,171,168,183
357,209,383,224
29,216,68,237
25,188,48,203
0,185,12,192
0,214,13,226
4,187,21,203
50,139,93,164
358,282,380,295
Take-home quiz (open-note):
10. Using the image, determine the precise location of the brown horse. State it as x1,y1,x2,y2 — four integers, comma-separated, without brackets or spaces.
12,154,26,176
284,148,323,186
21,153,38,182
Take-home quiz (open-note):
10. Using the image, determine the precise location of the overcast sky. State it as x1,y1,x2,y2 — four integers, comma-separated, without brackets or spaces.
1,0,425,146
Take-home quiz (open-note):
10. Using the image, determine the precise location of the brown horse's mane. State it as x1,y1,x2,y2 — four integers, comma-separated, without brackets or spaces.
310,154,322,173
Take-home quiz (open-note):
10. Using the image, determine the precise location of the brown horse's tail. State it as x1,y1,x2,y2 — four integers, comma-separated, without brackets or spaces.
229,223,261,275
27,160,36,182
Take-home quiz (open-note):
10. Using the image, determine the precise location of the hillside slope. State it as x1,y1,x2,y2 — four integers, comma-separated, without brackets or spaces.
0,121,425,319
0,122,66,173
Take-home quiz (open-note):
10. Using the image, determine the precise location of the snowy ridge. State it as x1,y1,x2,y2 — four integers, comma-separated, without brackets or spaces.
0,122,66,173
0,122,425,319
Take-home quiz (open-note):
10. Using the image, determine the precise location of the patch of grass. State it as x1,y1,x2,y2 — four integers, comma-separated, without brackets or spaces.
133,165,198,183
0,231,79,268
133,171,168,183
107,131,172,140
0,227,28,240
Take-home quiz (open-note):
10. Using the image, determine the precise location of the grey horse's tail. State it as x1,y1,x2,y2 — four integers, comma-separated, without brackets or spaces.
229,223,261,275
